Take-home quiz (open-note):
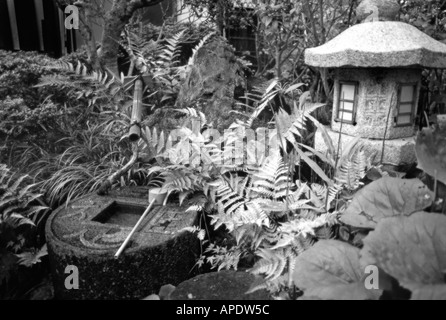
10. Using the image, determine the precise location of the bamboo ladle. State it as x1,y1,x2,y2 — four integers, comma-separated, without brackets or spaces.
114,188,167,259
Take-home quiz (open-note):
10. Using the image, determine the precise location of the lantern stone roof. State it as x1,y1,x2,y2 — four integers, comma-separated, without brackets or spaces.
305,0,446,69
305,22,446,69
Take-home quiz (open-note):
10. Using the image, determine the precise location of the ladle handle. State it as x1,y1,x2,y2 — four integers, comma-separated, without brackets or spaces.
114,199,156,259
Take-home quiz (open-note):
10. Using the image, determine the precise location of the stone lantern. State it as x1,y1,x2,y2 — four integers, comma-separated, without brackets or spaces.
306,0,446,166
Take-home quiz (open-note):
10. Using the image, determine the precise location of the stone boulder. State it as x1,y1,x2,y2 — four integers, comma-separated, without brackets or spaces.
169,271,271,300
45,187,200,300
175,37,246,131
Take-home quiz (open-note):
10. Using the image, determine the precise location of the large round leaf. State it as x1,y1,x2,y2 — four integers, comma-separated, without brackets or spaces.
361,212,446,300
292,240,382,300
416,126,446,186
340,178,434,229
411,285,446,300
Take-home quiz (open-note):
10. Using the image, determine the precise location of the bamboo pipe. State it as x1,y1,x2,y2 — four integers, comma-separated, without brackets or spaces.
114,199,156,259
129,78,144,142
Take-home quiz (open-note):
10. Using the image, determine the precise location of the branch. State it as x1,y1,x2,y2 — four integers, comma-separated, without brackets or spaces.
97,142,139,195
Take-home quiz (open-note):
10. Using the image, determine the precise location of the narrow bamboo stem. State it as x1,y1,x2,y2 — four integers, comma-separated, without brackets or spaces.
129,78,144,142
114,199,156,259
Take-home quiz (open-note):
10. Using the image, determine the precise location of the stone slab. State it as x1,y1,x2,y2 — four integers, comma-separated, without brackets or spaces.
315,127,417,166
305,21,446,68
45,188,200,300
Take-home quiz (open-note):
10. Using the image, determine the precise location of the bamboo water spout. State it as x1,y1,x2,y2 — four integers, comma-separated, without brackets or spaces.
129,78,144,142
97,77,145,195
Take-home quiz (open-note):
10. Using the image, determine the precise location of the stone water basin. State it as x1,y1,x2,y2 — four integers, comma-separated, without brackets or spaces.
45,188,199,300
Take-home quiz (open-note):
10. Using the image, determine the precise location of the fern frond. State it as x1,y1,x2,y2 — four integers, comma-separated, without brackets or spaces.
38,60,123,108
246,273,290,295
251,152,293,201
187,32,216,67
335,148,369,191
250,248,288,281
247,78,280,127
0,165,48,228
279,213,337,239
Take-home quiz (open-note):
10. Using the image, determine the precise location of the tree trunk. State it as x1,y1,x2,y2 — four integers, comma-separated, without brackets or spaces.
100,0,165,75
57,0,165,74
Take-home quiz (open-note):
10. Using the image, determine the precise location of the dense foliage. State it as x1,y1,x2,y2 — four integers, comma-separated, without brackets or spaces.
1,0,445,300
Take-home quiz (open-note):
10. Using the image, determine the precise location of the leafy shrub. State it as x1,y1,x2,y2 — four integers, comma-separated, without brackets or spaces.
0,97,65,137
0,164,50,299
146,108,327,295
291,176,444,300
0,164,48,245
0,51,114,166
30,115,150,208
0,164,48,279
0,50,54,108
0,51,140,207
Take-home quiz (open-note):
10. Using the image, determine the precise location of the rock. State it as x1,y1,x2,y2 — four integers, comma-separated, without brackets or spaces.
356,0,400,22
158,284,176,300
175,37,246,131
45,187,200,300
142,294,160,300
314,127,417,166
305,21,446,69
170,271,271,300
28,277,54,300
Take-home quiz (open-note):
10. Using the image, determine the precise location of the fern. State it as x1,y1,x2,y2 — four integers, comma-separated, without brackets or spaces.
0,165,48,269
250,248,290,281
274,103,325,149
16,244,48,267
38,60,124,109
0,164,47,227
247,273,290,297
335,149,369,191
158,30,187,67
251,151,291,201
180,226,206,241
186,32,216,68
206,150,340,292
140,126,169,165
202,243,243,271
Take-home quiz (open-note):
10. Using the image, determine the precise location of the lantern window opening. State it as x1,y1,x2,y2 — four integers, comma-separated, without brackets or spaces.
336,81,358,125
395,83,417,127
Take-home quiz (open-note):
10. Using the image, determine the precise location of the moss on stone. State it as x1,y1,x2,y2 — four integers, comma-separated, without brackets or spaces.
45,187,200,300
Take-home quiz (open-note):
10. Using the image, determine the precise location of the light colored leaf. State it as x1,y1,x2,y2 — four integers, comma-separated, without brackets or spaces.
16,244,48,267
411,285,446,300
360,212,446,296
340,178,434,229
292,240,382,300
415,126,446,185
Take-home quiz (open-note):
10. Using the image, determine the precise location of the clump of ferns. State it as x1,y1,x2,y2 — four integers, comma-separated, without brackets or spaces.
187,80,369,297
144,108,248,204
0,164,49,265
37,60,128,113
122,25,216,109
327,139,371,211
197,152,338,297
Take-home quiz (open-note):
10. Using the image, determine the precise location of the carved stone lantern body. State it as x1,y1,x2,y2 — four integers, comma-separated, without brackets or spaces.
305,0,446,166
